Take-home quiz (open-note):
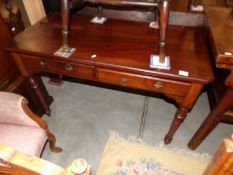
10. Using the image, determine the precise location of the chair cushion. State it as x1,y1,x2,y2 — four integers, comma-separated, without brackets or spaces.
0,124,47,157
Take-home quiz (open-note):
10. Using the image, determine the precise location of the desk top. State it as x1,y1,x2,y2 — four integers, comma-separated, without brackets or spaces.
7,13,213,84
205,7,233,69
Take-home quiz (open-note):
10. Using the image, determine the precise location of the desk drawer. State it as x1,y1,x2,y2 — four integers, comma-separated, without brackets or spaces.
96,68,191,96
19,55,94,80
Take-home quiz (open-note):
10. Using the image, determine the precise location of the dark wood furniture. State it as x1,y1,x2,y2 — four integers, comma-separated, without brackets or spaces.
0,10,52,115
226,0,233,7
85,0,158,7
6,7,214,143
0,0,25,35
188,7,233,150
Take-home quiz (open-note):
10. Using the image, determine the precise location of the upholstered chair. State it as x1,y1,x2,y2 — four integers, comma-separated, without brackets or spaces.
0,91,62,157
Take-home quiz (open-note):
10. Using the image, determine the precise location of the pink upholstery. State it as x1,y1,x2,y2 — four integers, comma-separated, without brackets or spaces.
0,92,38,127
0,92,49,156
0,124,47,157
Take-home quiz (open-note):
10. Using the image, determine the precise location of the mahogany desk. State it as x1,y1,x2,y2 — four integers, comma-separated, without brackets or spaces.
188,7,233,149
7,13,214,144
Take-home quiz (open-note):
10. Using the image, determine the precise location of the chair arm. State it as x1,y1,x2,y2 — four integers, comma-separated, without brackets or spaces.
0,144,64,175
0,144,91,175
21,100,62,153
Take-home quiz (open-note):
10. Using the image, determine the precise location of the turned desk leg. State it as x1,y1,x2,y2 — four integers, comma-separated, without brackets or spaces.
28,76,51,116
188,88,233,150
164,107,188,144
164,83,203,144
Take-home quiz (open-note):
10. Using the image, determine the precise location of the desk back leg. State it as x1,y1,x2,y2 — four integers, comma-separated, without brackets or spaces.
28,76,51,116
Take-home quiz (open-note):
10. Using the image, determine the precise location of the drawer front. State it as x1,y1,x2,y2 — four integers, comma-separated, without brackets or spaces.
19,55,94,80
96,68,191,96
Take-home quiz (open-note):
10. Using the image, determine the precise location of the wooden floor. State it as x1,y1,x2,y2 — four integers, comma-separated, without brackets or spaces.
170,0,227,12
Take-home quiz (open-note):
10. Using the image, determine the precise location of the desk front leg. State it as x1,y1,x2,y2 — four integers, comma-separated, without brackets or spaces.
164,83,203,144
11,53,51,116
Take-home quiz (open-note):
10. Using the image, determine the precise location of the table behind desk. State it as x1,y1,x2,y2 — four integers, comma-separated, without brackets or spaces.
188,7,233,150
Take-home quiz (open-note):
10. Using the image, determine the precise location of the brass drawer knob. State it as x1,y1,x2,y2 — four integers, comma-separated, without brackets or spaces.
120,77,128,86
39,60,45,67
154,81,163,88
65,64,73,71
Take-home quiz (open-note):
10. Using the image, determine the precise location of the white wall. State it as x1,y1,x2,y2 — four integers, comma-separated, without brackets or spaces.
21,0,46,25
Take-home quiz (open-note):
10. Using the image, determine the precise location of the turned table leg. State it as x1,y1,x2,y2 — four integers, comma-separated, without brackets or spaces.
164,83,203,144
28,76,51,115
188,87,233,150
164,107,188,144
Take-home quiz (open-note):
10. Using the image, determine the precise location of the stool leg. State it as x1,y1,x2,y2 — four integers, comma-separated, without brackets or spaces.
97,6,103,20
188,88,233,150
